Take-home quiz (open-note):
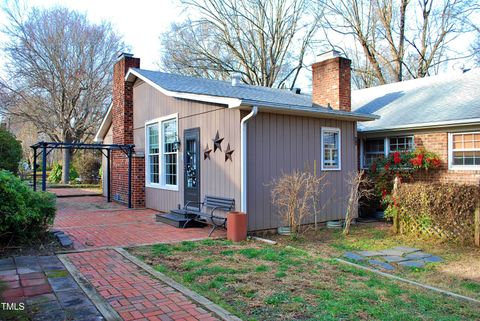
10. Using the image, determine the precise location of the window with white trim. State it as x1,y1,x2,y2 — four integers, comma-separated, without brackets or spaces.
162,119,178,186
146,124,159,184
389,136,414,153
362,135,414,168
364,138,385,167
145,116,178,188
322,127,341,170
450,132,480,169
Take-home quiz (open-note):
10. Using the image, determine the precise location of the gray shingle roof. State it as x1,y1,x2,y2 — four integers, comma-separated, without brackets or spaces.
132,68,376,120
352,68,480,132
133,68,312,107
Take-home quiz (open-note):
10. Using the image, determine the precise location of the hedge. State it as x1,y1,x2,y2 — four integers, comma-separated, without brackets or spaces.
395,182,480,245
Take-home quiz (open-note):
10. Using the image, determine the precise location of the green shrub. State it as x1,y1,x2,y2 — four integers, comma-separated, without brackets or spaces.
47,162,79,183
73,151,101,184
396,182,480,244
48,162,62,183
0,170,56,242
0,127,22,174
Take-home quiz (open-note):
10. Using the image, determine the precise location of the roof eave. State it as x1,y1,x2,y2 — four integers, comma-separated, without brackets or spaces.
126,68,242,108
357,117,480,133
94,103,113,142
234,101,379,122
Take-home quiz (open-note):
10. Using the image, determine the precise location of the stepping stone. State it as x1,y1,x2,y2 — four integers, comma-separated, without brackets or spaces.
32,308,66,321
343,252,365,261
0,258,14,266
17,266,43,274
422,255,443,263
48,277,80,292
380,249,406,256
398,260,425,268
57,235,73,247
14,256,39,266
405,252,431,260
0,264,16,271
383,255,408,263
368,259,395,271
64,303,101,319
25,293,57,306
391,246,420,253
57,291,92,308
357,250,384,257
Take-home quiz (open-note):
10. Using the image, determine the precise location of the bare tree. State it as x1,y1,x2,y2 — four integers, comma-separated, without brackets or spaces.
323,0,479,88
159,0,321,89
343,171,374,235
0,1,125,183
270,169,328,235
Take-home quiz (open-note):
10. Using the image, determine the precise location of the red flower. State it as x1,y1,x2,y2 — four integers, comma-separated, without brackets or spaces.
393,152,401,165
381,189,387,199
410,154,424,167
432,158,440,168
384,162,391,170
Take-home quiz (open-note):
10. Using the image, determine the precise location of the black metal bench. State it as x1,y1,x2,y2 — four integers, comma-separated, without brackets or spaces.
182,196,235,236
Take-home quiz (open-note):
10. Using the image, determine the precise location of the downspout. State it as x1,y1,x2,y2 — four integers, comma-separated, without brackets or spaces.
240,106,259,213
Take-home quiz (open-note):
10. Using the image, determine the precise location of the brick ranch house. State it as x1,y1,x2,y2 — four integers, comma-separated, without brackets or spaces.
94,51,377,231
352,68,480,185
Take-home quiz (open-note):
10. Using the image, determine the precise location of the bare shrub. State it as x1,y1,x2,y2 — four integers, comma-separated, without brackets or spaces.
343,171,374,235
271,169,327,235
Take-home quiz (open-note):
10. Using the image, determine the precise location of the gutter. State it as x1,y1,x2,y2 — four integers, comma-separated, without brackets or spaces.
357,117,480,133
240,106,258,213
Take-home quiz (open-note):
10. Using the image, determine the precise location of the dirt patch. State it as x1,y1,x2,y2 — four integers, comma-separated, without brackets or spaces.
0,233,62,257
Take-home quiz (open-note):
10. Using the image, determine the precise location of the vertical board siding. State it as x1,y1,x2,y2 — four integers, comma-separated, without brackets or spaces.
247,112,357,231
102,125,113,197
133,80,241,213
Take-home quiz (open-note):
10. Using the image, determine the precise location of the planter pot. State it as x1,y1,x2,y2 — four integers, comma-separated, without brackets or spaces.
277,226,292,235
326,220,342,229
227,211,247,242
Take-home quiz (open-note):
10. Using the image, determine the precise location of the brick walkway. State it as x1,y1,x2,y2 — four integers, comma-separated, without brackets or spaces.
0,256,102,320
67,249,219,321
53,195,224,249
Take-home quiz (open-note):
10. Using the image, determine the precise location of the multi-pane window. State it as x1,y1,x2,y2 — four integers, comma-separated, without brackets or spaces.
389,136,414,153
322,128,341,170
147,124,159,184
362,135,415,168
162,119,177,186
364,138,385,167
146,116,178,188
450,132,480,168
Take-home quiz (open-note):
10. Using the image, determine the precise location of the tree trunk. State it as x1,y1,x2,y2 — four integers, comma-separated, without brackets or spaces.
62,147,71,184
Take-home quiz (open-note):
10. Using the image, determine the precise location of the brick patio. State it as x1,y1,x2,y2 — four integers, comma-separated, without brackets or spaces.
67,249,219,321
53,194,224,249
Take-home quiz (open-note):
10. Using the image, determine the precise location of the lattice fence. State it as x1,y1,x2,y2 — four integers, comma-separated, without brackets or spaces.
395,183,480,246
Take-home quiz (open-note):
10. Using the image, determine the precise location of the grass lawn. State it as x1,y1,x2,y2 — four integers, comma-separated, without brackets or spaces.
274,222,480,301
129,231,480,321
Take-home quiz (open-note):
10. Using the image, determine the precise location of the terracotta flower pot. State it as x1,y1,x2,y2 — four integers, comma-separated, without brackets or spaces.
226,211,247,242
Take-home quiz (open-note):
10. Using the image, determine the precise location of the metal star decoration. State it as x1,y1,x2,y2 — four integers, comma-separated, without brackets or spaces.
204,144,212,160
212,130,224,152
224,143,234,162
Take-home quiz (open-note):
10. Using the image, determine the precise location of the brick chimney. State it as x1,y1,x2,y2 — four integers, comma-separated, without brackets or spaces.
112,52,140,145
110,53,145,208
311,50,351,112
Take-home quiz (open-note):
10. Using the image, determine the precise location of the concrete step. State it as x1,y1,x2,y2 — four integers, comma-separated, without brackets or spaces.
155,213,205,228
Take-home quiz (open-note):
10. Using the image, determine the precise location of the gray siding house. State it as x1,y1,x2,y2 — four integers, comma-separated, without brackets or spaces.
95,51,376,231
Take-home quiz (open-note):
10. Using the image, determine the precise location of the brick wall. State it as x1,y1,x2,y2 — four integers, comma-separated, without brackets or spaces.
110,54,145,207
312,56,351,111
414,132,480,185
